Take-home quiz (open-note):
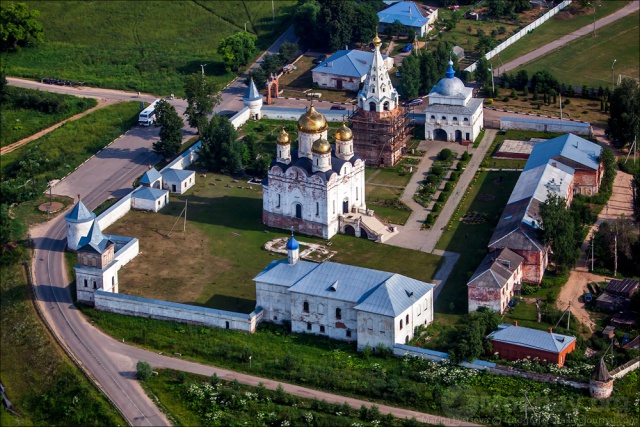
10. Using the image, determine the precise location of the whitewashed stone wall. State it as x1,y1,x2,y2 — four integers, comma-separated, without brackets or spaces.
230,106,252,129
255,282,291,324
161,142,201,172
290,293,358,342
94,291,264,333
500,117,592,136
262,106,351,123
96,193,133,231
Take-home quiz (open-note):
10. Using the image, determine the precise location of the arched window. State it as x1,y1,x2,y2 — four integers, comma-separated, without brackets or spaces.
93,281,97,289
320,325,326,333
381,84,386,93
318,303,324,315
431,115,435,120
464,117,469,123
84,279,88,288
336,308,342,320
316,202,319,216
406,314,409,325
369,102,376,112
441,116,447,121
383,101,390,111
276,194,281,208
453,116,458,122
303,301,309,313
399,319,403,330
295,204,302,219
370,85,375,93
346,330,352,338
379,322,386,333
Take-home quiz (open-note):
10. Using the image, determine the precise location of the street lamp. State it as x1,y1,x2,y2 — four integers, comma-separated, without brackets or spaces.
244,21,249,32
611,59,617,90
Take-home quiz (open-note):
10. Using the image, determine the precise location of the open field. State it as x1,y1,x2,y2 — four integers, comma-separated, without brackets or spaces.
2,1,296,95
0,86,97,147
105,172,441,313
496,1,632,66
1,244,125,425
515,12,640,88
434,171,521,314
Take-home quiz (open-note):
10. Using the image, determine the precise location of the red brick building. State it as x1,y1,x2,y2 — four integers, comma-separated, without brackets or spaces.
487,323,576,367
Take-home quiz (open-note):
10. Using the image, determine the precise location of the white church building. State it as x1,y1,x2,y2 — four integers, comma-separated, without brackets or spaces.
254,235,435,349
261,106,368,239
424,60,483,144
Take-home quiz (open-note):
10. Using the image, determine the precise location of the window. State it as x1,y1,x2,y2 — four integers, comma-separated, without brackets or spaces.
91,258,97,267
277,194,281,208
336,308,342,320
431,115,435,120
383,101,389,111
93,281,97,289
346,330,352,338
406,314,409,325
303,301,309,313
84,279,88,287
316,202,319,216
379,322,385,334
355,187,358,201
158,200,161,206
112,277,115,286
399,319,403,330
333,200,335,214
307,322,312,331
453,117,458,122
320,325,325,333
464,117,469,123
441,116,446,121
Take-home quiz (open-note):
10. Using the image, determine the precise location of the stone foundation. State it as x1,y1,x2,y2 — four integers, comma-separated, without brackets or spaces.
263,211,328,239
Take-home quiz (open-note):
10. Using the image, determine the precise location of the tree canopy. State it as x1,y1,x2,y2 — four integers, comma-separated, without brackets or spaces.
607,78,639,148
400,54,420,99
183,73,221,134
198,115,244,175
474,56,490,86
530,70,559,95
217,31,258,73
449,308,501,363
539,192,581,272
0,2,44,51
152,100,184,159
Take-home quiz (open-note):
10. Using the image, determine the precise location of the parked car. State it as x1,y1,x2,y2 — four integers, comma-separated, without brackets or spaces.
330,105,346,110
405,98,423,107
621,334,630,346
400,44,413,53
584,293,593,303
313,55,327,64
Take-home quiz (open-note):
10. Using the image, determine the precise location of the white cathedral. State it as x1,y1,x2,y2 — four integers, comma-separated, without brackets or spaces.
261,106,368,239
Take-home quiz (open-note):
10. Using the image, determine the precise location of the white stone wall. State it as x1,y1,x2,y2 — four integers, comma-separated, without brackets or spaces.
66,216,95,251
230,106,252,129
255,281,291,324
425,104,483,142
163,174,195,195
162,142,201,172
393,344,449,362
76,262,119,303
290,293,358,342
131,192,168,212
94,291,263,332
96,193,133,231
499,118,592,136
261,107,350,124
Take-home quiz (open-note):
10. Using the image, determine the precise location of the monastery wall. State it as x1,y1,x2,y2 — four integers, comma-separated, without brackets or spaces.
499,117,592,136
160,141,201,172
96,193,133,231
261,106,347,123
230,106,252,129
94,291,264,333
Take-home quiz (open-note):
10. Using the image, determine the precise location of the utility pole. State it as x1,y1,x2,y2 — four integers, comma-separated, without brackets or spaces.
489,65,495,95
183,199,187,234
613,231,618,277
244,21,249,33
567,302,571,330
588,2,596,37
611,59,617,91
559,91,563,120
591,235,594,272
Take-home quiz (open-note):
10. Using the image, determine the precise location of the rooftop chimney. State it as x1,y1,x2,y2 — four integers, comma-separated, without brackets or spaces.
549,328,553,333
514,321,518,327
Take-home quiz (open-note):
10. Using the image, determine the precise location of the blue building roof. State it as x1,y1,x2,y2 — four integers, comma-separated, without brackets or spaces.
378,1,428,28
312,50,389,78
523,133,601,172
243,78,262,101
487,324,576,354
286,236,299,250
161,168,194,183
78,221,112,254
133,186,167,201
140,168,162,185
65,200,95,223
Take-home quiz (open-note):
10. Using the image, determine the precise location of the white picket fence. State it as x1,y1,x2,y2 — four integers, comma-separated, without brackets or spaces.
464,0,572,73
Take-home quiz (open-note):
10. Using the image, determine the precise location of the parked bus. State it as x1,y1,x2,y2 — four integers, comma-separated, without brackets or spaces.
138,99,161,126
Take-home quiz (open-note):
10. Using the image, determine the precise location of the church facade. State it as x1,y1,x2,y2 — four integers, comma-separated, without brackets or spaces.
262,106,366,239
424,60,484,144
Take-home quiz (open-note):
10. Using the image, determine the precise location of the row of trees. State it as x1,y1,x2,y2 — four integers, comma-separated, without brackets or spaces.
247,41,298,91
399,42,461,99
293,0,382,52
0,2,44,51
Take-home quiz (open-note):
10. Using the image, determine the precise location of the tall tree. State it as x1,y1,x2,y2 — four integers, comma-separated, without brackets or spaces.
539,192,580,272
198,115,244,174
318,0,356,51
352,3,378,45
278,41,298,64
0,2,44,51
152,100,184,158
400,54,420,99
514,69,529,91
607,78,639,148
419,51,438,94
474,56,490,86
530,70,559,95
217,31,258,73
260,53,283,75
293,0,321,48
475,35,498,55
0,67,8,104
183,73,221,134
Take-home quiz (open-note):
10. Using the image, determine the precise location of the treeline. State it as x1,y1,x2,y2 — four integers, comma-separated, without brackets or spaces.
293,0,383,51
400,42,462,99
3,85,94,114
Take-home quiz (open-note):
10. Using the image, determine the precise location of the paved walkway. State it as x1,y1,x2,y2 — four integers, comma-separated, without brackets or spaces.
495,1,640,75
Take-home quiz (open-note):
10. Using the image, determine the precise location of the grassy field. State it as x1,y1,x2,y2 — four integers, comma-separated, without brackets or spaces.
0,86,97,147
105,172,441,313
515,12,640,88
496,1,632,66
2,1,296,95
1,261,125,426
434,171,521,314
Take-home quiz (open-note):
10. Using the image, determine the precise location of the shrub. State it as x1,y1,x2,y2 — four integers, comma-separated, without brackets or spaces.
502,96,510,102
456,162,463,171
523,86,529,96
438,148,453,161
425,213,435,225
425,174,439,184
461,151,471,162
450,171,459,181
432,202,441,213
444,182,453,192
431,165,445,176
136,360,153,381
564,98,571,105
438,192,447,203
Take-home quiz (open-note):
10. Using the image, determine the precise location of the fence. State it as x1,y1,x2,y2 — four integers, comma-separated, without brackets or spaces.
464,0,572,73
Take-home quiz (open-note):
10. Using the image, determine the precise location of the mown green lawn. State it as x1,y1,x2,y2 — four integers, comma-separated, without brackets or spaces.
3,1,296,95
434,171,521,314
497,1,631,65
0,86,97,147
515,12,640,88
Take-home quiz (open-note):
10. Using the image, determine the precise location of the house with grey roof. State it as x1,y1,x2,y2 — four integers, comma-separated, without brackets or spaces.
312,50,394,91
377,1,437,37
132,186,169,212
255,235,434,350
487,323,576,367
140,167,163,189
467,248,523,314
162,168,195,194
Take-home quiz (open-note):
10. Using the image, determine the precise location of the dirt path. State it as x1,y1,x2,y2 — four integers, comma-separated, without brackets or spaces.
556,171,635,332
1,98,118,156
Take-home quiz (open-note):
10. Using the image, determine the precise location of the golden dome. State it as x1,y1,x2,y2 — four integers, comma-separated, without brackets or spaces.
276,127,290,145
372,33,382,47
298,104,328,134
334,122,353,142
311,138,331,155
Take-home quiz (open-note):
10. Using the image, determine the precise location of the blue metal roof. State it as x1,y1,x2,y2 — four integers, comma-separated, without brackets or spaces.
243,78,262,101
133,186,167,201
254,259,319,288
312,50,389,78
487,324,576,354
65,200,95,222
286,236,299,250
140,168,162,184
161,168,194,183
524,133,601,172
78,221,112,254
378,1,428,28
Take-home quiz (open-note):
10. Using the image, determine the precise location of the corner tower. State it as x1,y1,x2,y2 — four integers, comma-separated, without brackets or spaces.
243,78,263,120
65,198,96,252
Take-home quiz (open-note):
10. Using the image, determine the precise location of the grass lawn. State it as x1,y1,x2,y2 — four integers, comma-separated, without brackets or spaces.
483,129,566,170
105,172,440,313
0,86,97,147
502,300,540,330
496,1,632,66
368,168,412,187
434,171,521,314
515,12,639,89
2,1,296,95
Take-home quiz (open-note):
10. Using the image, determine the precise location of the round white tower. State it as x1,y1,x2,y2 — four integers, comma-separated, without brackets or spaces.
286,234,300,265
65,200,96,252
297,103,328,159
311,138,332,173
243,78,263,120
334,122,354,160
276,127,291,164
